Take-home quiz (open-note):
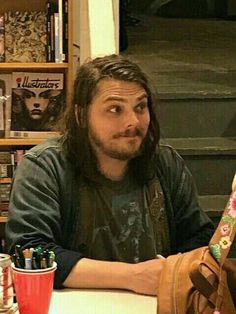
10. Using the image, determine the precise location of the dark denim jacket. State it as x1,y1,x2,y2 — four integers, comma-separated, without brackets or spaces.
5,137,214,288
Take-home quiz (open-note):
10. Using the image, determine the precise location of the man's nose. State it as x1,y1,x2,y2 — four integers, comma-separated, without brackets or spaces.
124,110,139,128
34,103,40,108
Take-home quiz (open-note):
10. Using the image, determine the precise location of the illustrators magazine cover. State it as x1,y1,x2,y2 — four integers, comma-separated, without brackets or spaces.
10,72,65,138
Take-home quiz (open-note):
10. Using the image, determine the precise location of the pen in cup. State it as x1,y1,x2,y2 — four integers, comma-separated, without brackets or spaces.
14,245,25,268
22,248,34,270
12,245,55,270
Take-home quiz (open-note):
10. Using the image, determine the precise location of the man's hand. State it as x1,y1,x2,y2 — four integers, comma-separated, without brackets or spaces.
128,258,165,296
63,257,165,296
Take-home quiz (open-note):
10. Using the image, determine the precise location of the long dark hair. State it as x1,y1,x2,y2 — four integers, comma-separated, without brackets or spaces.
61,54,160,184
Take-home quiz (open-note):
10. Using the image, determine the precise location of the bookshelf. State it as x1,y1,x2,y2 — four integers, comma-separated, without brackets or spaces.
0,0,73,235
0,0,74,102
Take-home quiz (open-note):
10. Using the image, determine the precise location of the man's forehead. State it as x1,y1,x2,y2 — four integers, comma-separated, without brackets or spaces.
95,79,147,98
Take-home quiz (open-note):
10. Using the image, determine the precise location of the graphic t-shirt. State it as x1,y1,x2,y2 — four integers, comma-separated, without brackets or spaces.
82,172,158,263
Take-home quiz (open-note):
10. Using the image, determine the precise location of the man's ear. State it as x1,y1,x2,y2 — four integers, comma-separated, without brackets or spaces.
75,104,86,128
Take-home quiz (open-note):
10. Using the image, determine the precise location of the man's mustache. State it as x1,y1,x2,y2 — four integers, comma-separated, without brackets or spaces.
113,127,144,138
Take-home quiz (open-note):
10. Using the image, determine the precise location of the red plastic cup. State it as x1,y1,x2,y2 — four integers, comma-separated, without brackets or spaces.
12,262,57,314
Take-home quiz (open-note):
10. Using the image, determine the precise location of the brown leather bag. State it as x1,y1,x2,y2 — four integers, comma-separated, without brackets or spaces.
157,174,236,314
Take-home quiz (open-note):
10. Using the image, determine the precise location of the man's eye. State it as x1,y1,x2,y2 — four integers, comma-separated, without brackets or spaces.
109,106,121,113
136,103,148,112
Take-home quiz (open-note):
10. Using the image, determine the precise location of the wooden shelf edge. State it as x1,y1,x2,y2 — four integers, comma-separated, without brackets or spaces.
0,138,45,146
0,216,7,223
0,63,69,69
0,178,12,184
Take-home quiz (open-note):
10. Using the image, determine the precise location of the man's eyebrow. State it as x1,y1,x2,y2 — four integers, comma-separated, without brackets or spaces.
104,96,126,102
104,93,148,102
137,93,148,101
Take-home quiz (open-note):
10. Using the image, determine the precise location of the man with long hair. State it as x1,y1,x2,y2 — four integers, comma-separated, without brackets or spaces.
6,54,214,294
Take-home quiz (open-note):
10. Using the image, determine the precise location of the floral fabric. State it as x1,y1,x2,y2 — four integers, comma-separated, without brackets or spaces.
210,190,236,264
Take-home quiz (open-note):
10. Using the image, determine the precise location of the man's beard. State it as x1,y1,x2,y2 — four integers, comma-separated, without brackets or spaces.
89,127,147,161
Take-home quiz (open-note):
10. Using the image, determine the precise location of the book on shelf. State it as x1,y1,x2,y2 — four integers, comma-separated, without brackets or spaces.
58,0,66,63
46,0,67,63
63,0,69,62
58,0,64,62
0,201,9,218
4,10,47,63
0,74,12,138
46,1,52,62
0,180,11,204
50,6,56,62
0,149,26,176
0,88,4,137
0,14,4,62
0,149,29,217
0,151,13,212
54,12,60,63
9,72,65,139
0,151,14,178
46,0,60,62
0,167,13,178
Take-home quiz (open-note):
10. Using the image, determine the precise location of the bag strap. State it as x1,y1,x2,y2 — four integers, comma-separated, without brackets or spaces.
209,173,236,265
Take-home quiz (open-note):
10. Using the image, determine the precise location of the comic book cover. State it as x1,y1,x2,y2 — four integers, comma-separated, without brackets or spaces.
4,11,47,63
10,72,65,138
0,74,12,138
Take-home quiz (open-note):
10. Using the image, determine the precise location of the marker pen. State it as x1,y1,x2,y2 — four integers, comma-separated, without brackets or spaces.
22,248,33,270
48,251,55,267
32,257,38,270
14,245,25,268
40,257,47,269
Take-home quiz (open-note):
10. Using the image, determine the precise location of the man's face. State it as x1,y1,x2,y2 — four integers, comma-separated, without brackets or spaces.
87,79,150,161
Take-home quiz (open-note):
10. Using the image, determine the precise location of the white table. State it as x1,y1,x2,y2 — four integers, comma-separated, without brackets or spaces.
49,289,157,314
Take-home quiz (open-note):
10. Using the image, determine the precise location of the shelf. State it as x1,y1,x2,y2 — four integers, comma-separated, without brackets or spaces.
1,0,46,12
0,216,7,223
0,63,69,70
0,139,45,146
0,178,12,184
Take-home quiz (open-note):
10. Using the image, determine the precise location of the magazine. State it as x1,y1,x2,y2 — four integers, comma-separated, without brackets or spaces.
10,72,65,138
0,74,12,137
